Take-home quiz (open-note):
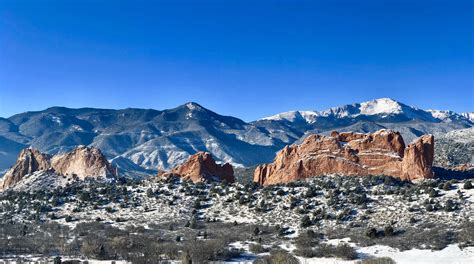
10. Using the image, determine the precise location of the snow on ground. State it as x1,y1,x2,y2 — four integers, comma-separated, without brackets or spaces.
226,239,474,264
294,245,474,264
1,176,473,263
3,244,473,264
359,244,474,264
0,257,131,264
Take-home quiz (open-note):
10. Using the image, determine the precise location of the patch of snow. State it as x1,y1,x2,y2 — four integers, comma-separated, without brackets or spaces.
186,102,202,111
359,98,402,116
261,110,319,123
48,114,62,124
70,125,84,132
461,112,474,122
358,244,474,264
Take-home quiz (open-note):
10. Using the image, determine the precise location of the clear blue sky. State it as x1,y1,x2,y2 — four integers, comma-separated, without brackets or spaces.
0,0,472,121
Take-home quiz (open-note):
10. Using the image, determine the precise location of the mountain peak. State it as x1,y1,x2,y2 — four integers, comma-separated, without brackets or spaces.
184,102,205,111
359,98,403,116
260,98,446,123
261,110,319,123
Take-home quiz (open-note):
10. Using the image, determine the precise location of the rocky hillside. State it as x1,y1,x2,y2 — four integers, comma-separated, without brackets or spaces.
434,127,474,168
0,103,282,177
0,99,471,177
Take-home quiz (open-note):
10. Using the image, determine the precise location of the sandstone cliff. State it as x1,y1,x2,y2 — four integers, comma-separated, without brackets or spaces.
0,146,116,190
51,146,116,179
158,152,235,183
254,129,434,185
0,148,52,190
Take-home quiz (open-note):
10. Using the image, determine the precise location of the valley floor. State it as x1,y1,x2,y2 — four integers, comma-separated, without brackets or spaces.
0,175,473,263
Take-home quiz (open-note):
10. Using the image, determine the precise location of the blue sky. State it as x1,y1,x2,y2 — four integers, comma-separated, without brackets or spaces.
0,0,472,121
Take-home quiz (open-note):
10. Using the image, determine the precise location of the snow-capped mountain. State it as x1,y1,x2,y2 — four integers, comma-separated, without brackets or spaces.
462,112,474,122
261,98,445,122
254,98,473,144
261,110,319,124
320,98,415,118
0,98,472,177
0,103,286,177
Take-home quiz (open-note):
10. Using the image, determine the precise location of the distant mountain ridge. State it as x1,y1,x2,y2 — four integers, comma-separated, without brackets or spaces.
0,98,472,177
260,98,465,123
254,98,472,144
461,112,474,122
0,102,285,177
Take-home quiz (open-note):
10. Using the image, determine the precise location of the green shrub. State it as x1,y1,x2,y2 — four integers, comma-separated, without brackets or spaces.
429,188,438,198
443,182,452,191
294,247,318,258
384,225,394,236
317,243,358,260
366,227,377,238
249,243,267,253
425,204,434,212
464,181,472,190
444,199,456,212
300,215,312,228
254,250,300,264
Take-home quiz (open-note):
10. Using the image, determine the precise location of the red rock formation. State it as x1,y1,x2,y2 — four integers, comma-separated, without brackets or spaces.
254,129,434,185
0,146,116,190
401,134,434,180
0,148,52,190
51,146,116,179
158,152,235,183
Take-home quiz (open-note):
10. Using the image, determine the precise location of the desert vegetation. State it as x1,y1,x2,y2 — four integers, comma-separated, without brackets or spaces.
0,175,473,262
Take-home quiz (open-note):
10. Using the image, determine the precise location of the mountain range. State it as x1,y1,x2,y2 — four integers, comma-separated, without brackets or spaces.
0,98,472,177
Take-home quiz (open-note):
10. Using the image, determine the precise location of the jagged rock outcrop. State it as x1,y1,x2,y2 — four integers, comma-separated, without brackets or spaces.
158,152,235,183
0,148,52,190
0,146,116,190
253,129,434,185
51,146,116,179
401,134,434,180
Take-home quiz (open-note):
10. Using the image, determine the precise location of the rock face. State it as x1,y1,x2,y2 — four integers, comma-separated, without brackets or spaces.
0,146,116,190
0,148,52,190
52,146,116,179
253,130,434,185
158,152,235,183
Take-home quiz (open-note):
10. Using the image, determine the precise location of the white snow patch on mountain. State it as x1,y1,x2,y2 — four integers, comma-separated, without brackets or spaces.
261,110,319,123
48,114,62,124
299,111,319,123
359,98,403,116
428,110,453,120
462,112,474,122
